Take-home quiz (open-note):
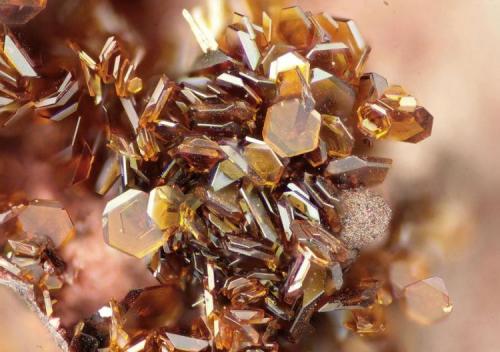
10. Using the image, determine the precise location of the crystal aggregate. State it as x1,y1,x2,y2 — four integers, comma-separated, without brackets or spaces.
0,3,451,352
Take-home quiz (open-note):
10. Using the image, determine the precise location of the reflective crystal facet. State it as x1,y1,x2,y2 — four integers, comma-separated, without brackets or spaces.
0,5,441,349
16,200,75,248
244,141,284,187
330,18,370,77
358,86,434,143
357,102,391,139
386,106,433,143
321,115,354,157
175,137,224,172
325,156,392,188
403,277,453,325
164,332,209,352
358,73,388,102
278,6,314,50
311,68,355,118
263,99,321,158
147,185,184,230
103,190,164,258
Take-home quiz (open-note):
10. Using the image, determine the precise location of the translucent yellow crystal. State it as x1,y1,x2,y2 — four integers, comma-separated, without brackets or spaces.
103,189,164,258
321,115,354,157
263,98,321,158
16,200,75,248
357,102,391,139
244,141,284,187
310,68,355,118
147,185,184,230
404,277,453,325
278,6,314,50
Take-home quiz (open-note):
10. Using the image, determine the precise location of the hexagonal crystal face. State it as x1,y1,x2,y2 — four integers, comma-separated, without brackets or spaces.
147,185,184,230
403,277,453,324
263,99,321,158
103,189,164,258
321,115,354,157
16,199,75,248
244,141,284,187
311,68,355,118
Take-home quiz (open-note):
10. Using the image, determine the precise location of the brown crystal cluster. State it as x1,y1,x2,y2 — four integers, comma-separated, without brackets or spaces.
0,3,452,352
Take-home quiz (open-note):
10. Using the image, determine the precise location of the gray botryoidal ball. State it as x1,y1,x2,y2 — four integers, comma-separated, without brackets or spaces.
339,188,392,249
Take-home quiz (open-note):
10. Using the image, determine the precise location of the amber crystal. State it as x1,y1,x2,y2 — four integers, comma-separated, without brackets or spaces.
263,98,321,157
103,190,164,258
278,7,314,50
307,43,351,80
357,102,391,139
358,73,389,102
175,137,224,172
266,50,310,83
147,185,184,230
310,68,355,118
387,106,433,143
346,305,386,335
243,141,284,187
0,3,446,351
325,156,392,188
403,277,453,325
321,115,355,157
0,0,46,25
163,332,209,352
10,200,75,248
358,86,434,143
389,256,429,295
122,286,185,334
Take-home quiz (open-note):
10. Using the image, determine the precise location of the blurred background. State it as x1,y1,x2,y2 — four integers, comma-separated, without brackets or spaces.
0,0,499,351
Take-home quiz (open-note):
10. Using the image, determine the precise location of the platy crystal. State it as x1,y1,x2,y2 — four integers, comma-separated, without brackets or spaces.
404,277,453,325
103,190,164,258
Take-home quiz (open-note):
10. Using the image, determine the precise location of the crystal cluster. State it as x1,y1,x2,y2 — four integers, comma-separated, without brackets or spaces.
0,200,72,330
0,4,451,352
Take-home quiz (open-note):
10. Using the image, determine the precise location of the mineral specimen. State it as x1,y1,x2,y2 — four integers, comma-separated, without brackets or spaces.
0,3,448,352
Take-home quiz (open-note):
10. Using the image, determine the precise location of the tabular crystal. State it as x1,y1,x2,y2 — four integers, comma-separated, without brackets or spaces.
357,102,391,139
389,256,429,294
325,156,392,188
310,68,355,118
358,86,434,143
175,137,224,172
321,115,354,157
164,332,209,352
244,141,284,187
386,106,434,143
330,18,370,78
278,6,314,50
358,72,389,102
103,189,164,258
307,42,351,80
15,200,75,248
403,277,453,325
0,3,445,350
263,98,321,158
147,185,184,230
